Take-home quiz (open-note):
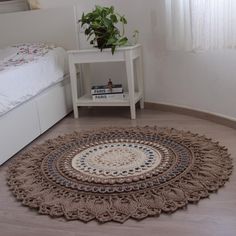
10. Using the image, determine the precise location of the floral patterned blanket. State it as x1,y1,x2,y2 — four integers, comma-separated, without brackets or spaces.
0,43,55,72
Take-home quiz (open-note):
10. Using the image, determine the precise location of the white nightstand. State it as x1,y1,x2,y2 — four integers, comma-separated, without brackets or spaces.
67,44,144,120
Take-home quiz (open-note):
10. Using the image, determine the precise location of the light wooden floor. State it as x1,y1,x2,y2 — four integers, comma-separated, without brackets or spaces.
1,107,236,236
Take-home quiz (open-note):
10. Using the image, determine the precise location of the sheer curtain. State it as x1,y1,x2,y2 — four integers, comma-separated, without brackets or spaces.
165,0,236,51
165,0,192,50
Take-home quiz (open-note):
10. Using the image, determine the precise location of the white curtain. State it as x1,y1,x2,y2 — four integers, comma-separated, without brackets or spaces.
165,0,236,51
165,0,192,50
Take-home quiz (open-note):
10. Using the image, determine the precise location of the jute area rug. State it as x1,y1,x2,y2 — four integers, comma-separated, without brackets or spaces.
7,127,233,223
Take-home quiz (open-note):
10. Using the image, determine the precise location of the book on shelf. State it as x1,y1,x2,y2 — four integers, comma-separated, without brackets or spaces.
92,92,124,101
91,84,123,95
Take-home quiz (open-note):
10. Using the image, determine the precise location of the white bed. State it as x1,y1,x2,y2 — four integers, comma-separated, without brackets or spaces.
0,7,79,165
0,43,69,116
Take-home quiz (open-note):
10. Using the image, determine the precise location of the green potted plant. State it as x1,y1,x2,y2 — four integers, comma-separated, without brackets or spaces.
79,5,129,54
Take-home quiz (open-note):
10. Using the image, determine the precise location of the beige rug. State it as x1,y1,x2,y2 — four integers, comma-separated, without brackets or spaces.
7,127,233,223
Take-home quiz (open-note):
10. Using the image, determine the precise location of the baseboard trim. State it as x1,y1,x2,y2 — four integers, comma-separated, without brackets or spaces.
145,102,236,129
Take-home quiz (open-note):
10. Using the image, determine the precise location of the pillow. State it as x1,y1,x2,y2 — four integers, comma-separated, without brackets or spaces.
27,0,41,10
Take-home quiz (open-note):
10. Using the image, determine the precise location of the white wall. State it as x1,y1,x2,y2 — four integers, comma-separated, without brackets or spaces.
41,0,236,120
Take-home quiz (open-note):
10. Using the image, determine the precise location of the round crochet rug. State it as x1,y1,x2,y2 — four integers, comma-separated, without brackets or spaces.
7,127,232,223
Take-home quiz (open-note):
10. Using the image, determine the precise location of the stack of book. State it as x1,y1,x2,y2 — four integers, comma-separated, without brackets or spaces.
91,84,124,100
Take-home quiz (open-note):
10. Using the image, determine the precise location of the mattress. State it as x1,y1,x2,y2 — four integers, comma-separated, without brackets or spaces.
0,43,69,116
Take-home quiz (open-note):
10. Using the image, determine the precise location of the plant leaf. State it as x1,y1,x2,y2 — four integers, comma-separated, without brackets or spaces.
110,6,114,13
110,14,118,23
118,37,128,46
120,16,127,24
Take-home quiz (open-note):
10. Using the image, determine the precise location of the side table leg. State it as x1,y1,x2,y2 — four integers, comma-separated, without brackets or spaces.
140,98,145,109
69,62,79,118
125,51,136,120
136,50,144,109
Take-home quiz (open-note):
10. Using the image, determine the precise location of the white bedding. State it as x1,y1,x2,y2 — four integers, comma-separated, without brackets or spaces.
0,43,69,116
0,47,17,61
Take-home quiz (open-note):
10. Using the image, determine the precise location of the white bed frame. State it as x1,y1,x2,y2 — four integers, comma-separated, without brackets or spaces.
0,7,79,165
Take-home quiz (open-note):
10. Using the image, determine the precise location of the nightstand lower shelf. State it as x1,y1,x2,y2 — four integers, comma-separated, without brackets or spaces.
77,92,143,107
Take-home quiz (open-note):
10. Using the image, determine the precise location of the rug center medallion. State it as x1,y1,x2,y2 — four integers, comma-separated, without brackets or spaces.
71,143,163,178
